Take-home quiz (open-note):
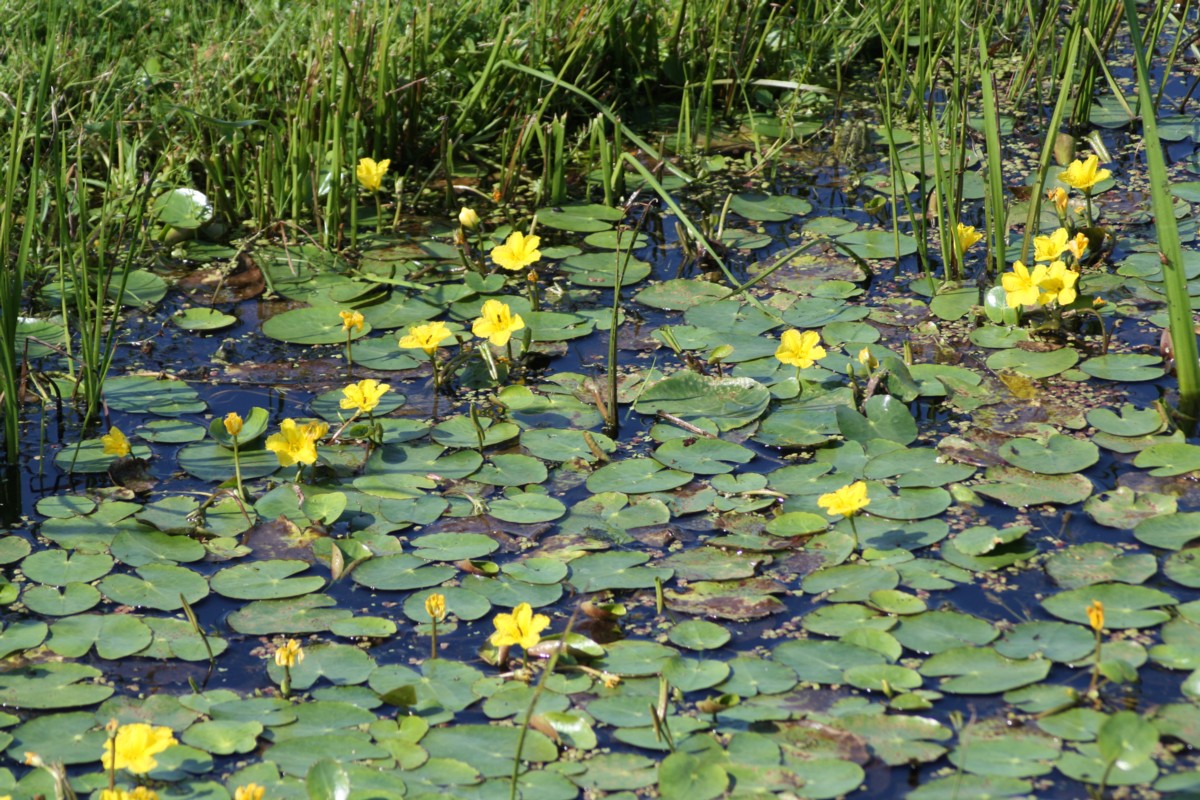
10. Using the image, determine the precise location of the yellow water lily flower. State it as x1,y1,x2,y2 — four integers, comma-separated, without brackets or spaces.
472,299,525,347
955,223,983,253
818,481,870,518
340,310,365,332
1066,232,1089,262
265,419,324,467
1034,228,1070,262
223,412,243,437
274,639,305,668
857,348,878,371
234,786,264,800
340,379,390,414
1087,600,1104,632
101,789,159,800
774,329,826,369
1001,261,1048,308
490,602,550,650
425,593,446,622
458,207,480,229
1059,154,1111,192
1037,260,1078,306
356,157,391,192
399,320,452,356
101,723,178,775
1047,187,1069,213
101,426,131,457
490,231,542,272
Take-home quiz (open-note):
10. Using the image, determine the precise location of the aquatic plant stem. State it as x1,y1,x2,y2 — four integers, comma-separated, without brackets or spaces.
1123,0,1200,431
231,434,245,500
429,617,438,661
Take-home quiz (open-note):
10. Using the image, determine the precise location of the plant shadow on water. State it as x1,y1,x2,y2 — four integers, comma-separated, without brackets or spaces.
7,10,1200,800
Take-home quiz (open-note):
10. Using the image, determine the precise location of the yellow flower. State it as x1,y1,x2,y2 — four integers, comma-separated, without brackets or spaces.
340,379,390,414
223,412,243,437
857,348,878,371
265,419,324,468
399,320,452,356
101,426,131,457
818,481,870,518
1047,187,1069,213
490,231,542,272
775,329,826,369
1034,228,1070,262
101,723,178,775
425,593,446,622
1001,261,1048,308
1059,154,1112,192
1037,260,1078,306
490,602,550,650
356,157,391,192
472,299,525,347
458,207,480,229
1066,232,1089,262
234,784,264,800
340,310,365,332
103,789,159,800
1087,600,1104,632
955,223,983,253
274,639,304,668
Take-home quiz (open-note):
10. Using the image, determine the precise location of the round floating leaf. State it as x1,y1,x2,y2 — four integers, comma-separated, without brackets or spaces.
973,467,1094,507
310,386,405,421
7,711,108,765
772,640,885,684
668,620,732,651
836,230,919,259
430,416,520,448
520,428,615,463
0,663,114,708
227,594,353,634
154,187,213,229
263,307,371,344
211,560,326,599
488,491,566,523
635,280,731,311
111,528,207,566
586,458,693,494
729,192,812,222
844,664,923,693
472,454,548,486
836,395,918,445
330,616,399,638
403,587,491,623
986,347,1078,378
996,622,1100,663
173,307,237,331
1045,543,1157,589
351,555,456,591
1087,404,1166,437
21,550,113,585
368,443,483,480
422,724,557,777
1135,512,1200,550
98,563,209,611
653,437,755,475
920,647,1050,694
208,407,271,448
633,373,770,431
178,442,280,481
410,533,499,561
802,563,899,602
998,435,1099,475
183,720,264,756
269,643,376,690
0,620,48,659
463,574,562,608
569,551,673,592
137,419,208,444
892,610,998,654
658,751,728,800
561,252,651,287
1134,443,1200,477
1043,584,1176,629
536,203,623,231
1079,354,1165,382
105,375,206,416
22,583,101,616
665,578,785,620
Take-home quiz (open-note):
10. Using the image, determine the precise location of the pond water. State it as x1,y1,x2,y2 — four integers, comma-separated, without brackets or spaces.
6,48,1200,800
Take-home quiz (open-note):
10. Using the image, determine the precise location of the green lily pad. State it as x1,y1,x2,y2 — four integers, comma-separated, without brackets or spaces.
227,594,353,634
561,252,651,287
1045,543,1157,589
668,620,733,651
47,613,152,659
986,347,1078,378
569,551,673,592
772,640,885,684
488,490,567,523
154,187,212,228
105,374,207,416
7,711,109,765
658,751,728,800
654,437,755,474
351,554,456,591
998,434,1099,474
996,621,1097,663
836,229,919,259
21,550,113,585
1135,512,1200,550
520,428,616,463
182,720,264,755
892,610,998,654
0,663,114,709
635,280,732,310
634,372,770,431
263,306,372,344
1086,404,1166,437
586,458,693,494
559,492,671,543
729,192,812,221
1079,354,1165,382
1043,584,1176,629
1134,443,1200,476
664,578,786,620
920,647,1050,694
836,395,918,445
537,203,623,231
98,563,210,611
211,560,326,599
